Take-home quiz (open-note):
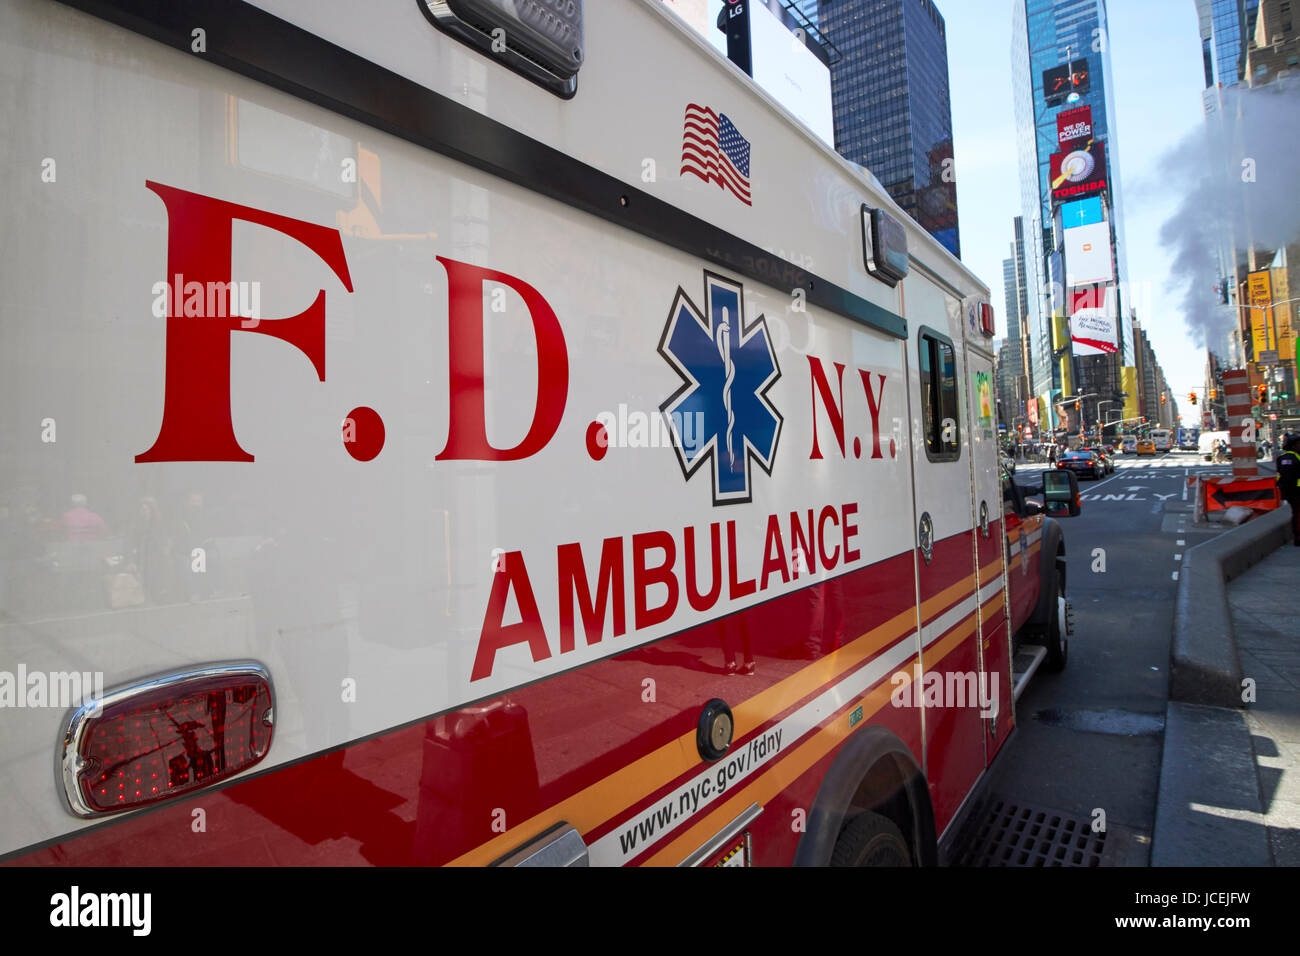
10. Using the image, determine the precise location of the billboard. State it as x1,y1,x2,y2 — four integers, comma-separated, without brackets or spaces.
1050,142,1108,202
1048,249,1065,315
1063,220,1113,286
1060,195,1103,230
745,0,834,145
1068,284,1119,355
1248,269,1274,359
1043,58,1091,107
1056,105,1092,148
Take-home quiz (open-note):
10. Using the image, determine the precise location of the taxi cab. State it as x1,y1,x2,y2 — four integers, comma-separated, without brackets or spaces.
1136,438,1157,455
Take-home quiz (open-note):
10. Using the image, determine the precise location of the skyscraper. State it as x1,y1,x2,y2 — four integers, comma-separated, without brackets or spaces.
815,0,961,256
1196,0,1261,93
1011,0,1135,437
1001,216,1035,432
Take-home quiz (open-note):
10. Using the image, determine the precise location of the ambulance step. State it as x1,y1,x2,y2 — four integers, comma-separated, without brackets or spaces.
1012,646,1048,703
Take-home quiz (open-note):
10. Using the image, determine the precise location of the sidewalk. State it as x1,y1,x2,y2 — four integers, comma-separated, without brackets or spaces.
1153,536,1300,865
1228,542,1300,865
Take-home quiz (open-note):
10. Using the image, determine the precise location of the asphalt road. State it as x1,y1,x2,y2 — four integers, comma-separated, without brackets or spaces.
970,450,1240,865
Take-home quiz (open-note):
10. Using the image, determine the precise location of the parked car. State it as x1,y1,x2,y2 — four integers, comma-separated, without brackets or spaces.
1057,450,1105,480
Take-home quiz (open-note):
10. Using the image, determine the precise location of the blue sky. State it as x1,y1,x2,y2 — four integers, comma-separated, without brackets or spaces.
940,0,1208,424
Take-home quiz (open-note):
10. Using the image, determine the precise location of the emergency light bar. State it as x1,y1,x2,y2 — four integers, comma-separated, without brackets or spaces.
420,0,585,98
861,204,909,288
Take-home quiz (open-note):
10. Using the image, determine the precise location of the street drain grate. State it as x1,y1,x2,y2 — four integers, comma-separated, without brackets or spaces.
957,797,1106,866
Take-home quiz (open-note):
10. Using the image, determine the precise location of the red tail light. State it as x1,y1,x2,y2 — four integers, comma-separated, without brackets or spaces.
61,663,274,817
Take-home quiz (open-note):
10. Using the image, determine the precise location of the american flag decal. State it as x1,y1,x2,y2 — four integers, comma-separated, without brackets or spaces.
680,103,752,206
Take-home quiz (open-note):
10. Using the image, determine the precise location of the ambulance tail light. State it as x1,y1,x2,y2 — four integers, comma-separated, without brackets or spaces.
61,663,274,817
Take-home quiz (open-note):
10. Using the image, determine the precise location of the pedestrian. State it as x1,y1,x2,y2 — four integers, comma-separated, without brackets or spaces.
1276,434,1300,546
60,494,107,541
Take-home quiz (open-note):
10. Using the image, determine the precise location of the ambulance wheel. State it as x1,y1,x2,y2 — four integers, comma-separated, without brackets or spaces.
829,811,912,867
1042,569,1068,672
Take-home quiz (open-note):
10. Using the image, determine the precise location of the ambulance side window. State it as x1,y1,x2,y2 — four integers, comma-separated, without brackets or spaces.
918,329,960,462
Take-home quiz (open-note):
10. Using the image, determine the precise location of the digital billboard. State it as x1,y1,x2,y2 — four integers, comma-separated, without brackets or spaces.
1060,196,1103,230
1063,221,1113,287
1050,142,1108,203
1056,105,1092,148
1043,58,1090,107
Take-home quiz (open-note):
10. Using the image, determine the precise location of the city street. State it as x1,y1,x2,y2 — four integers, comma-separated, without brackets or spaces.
959,450,1246,865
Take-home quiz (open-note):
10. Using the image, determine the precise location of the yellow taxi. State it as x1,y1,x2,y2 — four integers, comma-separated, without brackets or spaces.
1136,438,1157,455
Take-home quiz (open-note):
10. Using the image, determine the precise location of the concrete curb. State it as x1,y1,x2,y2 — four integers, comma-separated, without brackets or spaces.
1152,702,1271,866
1170,504,1293,708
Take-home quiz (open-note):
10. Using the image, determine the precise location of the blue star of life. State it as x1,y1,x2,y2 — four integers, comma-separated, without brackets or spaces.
658,272,782,505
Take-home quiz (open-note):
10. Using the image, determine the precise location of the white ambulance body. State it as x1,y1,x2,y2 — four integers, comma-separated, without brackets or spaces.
0,0,1072,866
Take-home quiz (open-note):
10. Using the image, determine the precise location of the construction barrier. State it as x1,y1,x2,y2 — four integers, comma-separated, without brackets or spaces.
1193,475,1282,519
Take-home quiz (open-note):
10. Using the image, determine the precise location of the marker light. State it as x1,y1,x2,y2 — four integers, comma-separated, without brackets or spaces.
61,663,274,817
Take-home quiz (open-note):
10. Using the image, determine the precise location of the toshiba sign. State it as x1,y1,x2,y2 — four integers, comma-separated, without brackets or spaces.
1056,105,1092,148
1050,142,1108,202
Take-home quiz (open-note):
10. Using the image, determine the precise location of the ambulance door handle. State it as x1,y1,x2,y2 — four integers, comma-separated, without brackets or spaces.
492,822,589,867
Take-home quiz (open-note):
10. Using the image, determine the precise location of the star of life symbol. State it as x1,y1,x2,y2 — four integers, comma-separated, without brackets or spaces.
658,272,782,505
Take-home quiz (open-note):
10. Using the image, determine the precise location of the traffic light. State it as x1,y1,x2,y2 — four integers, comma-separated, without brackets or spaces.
1257,385,1267,404
1161,394,1167,405
1188,392,1198,405
1210,388,1218,401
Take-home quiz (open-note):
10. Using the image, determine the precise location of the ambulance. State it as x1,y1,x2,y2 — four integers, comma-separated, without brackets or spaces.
0,0,1079,866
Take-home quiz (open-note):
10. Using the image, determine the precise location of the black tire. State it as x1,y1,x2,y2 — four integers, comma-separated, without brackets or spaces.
829,811,912,867
1041,568,1068,672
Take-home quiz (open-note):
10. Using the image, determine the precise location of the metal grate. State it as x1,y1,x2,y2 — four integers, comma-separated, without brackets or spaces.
958,797,1106,867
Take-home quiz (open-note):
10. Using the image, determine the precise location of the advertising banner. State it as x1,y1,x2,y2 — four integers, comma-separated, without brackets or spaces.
1278,301,1295,361
749,0,834,145
1040,393,1057,429
1050,142,1108,202
1248,269,1274,359
1056,105,1093,147
1273,266,1294,361
1068,284,1119,355
1063,220,1113,286
1048,249,1065,316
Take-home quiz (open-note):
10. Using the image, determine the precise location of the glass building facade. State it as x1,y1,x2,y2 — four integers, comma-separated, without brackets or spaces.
1197,0,1260,88
815,0,961,257
1011,0,1132,431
